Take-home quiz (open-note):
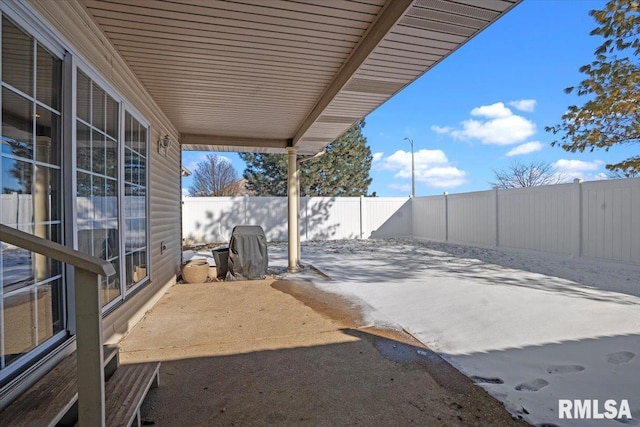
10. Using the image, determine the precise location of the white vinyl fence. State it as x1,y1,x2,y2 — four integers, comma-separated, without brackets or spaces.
181,178,640,266
182,196,411,244
409,178,640,265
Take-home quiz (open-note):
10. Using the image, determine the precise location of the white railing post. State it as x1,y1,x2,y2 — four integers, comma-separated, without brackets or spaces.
0,225,113,426
75,268,106,427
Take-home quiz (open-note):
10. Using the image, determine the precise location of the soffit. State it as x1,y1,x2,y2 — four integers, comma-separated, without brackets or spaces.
80,0,520,154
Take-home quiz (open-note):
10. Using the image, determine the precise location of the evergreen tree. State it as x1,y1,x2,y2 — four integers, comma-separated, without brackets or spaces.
546,0,640,175
240,120,373,196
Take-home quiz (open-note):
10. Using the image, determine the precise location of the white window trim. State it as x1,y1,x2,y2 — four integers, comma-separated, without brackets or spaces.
121,109,150,296
75,65,151,311
0,8,68,380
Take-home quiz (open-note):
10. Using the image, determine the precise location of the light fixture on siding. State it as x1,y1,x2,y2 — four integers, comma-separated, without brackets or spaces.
158,135,172,157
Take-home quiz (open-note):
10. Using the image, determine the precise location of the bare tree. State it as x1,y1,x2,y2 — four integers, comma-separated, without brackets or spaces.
188,154,241,196
491,160,564,189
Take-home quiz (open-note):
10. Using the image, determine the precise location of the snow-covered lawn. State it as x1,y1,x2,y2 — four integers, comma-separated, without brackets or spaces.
187,238,640,426
266,239,640,427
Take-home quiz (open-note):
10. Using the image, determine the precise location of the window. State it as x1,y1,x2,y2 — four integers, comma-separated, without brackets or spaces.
123,112,148,289
1,16,64,371
75,71,120,306
75,72,149,307
0,8,150,382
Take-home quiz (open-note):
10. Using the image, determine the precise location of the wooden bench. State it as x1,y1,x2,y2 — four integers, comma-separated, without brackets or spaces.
0,346,159,427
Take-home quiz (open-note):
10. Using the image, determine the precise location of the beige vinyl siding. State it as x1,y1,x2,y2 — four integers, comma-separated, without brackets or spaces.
26,0,182,342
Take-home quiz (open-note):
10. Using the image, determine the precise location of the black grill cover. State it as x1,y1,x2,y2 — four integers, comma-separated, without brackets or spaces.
226,225,268,280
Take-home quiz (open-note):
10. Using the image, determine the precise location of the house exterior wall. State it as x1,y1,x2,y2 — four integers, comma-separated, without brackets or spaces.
23,0,182,342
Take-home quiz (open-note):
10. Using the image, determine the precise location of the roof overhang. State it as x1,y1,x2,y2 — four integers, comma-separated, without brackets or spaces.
79,0,521,154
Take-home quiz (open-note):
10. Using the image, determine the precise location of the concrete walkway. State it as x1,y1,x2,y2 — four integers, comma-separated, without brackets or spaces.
120,278,527,426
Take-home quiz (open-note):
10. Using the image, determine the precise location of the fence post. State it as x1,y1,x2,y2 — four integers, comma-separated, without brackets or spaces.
572,178,582,258
305,195,309,242
443,192,448,242
359,195,364,239
244,195,248,224
493,186,499,247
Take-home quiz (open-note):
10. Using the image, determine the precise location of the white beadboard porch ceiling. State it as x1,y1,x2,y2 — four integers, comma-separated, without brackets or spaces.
80,0,519,155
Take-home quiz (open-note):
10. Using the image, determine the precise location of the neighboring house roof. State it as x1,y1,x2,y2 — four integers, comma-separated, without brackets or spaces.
217,179,249,196
76,0,520,155
181,166,192,177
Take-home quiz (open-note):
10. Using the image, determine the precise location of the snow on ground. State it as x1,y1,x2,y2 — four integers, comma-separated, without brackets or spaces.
186,239,640,426
262,239,640,427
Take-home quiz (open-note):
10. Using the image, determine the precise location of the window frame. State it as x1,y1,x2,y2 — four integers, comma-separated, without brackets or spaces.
0,1,153,384
74,63,151,311
0,11,67,381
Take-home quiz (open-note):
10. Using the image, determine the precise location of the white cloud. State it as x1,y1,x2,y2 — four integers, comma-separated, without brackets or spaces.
181,188,190,197
553,159,602,172
184,154,232,172
506,141,544,157
471,102,512,119
436,102,536,146
372,152,384,162
431,125,453,134
509,99,537,112
417,167,468,188
375,149,467,189
553,159,606,182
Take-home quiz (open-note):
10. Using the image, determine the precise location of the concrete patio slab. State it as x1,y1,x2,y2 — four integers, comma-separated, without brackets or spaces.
119,278,526,426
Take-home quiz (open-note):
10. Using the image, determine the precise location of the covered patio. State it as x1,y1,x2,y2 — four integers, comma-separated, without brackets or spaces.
121,273,525,426
0,1,522,425
69,0,520,270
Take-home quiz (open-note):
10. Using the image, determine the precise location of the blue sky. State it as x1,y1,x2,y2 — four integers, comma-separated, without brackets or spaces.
183,0,631,197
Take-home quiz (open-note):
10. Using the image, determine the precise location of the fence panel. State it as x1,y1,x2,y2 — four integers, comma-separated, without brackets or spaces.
498,184,574,255
411,195,446,241
581,178,640,264
305,197,360,241
447,191,495,246
362,197,411,238
182,197,246,243
245,197,289,241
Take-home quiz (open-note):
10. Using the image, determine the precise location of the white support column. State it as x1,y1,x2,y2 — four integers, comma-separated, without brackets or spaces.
75,268,106,427
287,147,300,272
296,159,301,264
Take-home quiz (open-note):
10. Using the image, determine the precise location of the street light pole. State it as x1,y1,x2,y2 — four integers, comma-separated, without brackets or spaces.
404,137,415,198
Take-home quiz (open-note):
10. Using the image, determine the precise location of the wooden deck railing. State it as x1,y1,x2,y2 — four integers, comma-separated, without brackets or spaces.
0,224,115,427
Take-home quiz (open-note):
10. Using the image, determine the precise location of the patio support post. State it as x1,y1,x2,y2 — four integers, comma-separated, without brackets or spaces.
287,147,301,272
